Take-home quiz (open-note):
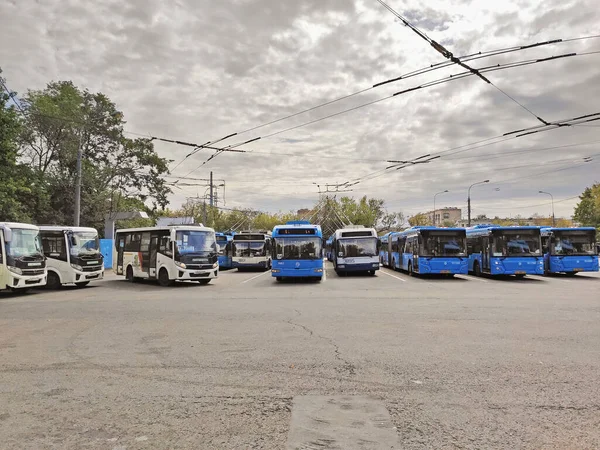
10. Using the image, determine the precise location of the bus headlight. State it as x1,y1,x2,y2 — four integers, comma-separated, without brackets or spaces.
212,262,218,269
70,264,83,271
174,261,186,269
7,266,22,275
271,269,280,273
314,268,323,273
372,263,379,267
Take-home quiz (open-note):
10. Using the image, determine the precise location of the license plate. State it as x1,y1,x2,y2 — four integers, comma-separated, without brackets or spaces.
345,259,355,263
574,268,583,272
239,259,246,262
86,261,99,265
440,270,450,274
515,270,526,274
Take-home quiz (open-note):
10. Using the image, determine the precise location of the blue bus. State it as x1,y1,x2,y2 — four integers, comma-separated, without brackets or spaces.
325,235,334,261
395,227,468,276
232,231,272,271
331,227,379,275
379,232,391,267
540,227,598,275
466,225,544,277
215,232,233,269
271,221,324,281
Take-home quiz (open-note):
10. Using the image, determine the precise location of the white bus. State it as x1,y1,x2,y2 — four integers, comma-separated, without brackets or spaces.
331,226,380,276
39,226,104,288
0,222,47,292
113,225,219,286
232,231,272,271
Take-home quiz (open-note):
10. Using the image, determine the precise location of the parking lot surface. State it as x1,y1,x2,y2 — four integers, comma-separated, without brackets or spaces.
1,264,599,449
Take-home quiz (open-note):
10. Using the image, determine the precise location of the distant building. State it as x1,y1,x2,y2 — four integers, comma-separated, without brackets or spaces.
426,207,462,226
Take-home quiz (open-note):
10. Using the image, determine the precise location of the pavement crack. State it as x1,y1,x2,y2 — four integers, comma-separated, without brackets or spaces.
285,316,356,376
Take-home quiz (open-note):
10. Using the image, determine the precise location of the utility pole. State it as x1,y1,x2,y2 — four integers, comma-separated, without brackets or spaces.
73,131,85,226
209,171,214,207
203,200,207,226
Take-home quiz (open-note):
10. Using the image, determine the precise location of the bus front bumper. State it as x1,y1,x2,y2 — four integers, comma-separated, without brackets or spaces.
8,272,46,289
335,263,379,272
233,261,270,269
271,268,323,278
176,268,219,281
73,269,104,283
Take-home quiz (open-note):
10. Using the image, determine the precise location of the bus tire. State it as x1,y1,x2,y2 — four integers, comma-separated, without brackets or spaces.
126,266,135,282
369,270,376,276
392,259,396,271
408,262,414,276
473,261,481,277
46,271,62,290
197,279,211,285
158,268,173,287
74,281,90,288
276,277,282,282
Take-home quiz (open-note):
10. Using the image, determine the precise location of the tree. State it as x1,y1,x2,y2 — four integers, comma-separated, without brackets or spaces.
379,211,406,232
0,70,33,221
18,80,171,231
408,213,430,226
573,184,600,229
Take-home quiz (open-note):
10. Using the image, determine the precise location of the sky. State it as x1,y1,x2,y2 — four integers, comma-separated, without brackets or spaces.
1,0,599,220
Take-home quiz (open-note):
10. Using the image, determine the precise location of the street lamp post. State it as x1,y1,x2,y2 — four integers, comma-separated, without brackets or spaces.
467,180,490,227
538,190,555,226
433,190,449,226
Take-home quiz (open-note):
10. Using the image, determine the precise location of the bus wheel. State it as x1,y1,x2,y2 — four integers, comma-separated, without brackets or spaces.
46,271,62,290
126,266,135,282
74,281,90,288
158,268,173,287
392,259,396,271
408,262,414,276
276,277,282,282
473,261,481,277
369,270,376,276
197,279,211,285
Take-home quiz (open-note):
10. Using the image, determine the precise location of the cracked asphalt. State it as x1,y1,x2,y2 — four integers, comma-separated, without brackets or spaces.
1,264,599,449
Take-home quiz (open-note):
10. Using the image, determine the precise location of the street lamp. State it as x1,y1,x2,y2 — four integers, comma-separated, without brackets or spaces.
538,190,555,226
433,190,449,226
467,180,490,227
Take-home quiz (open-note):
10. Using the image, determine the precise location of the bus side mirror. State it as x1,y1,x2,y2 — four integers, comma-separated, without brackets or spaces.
2,227,12,243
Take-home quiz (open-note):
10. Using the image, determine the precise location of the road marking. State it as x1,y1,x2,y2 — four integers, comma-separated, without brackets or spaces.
241,270,270,284
379,269,406,282
286,395,398,450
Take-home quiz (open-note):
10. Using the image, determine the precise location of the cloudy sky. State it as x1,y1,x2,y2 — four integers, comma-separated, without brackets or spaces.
1,0,599,220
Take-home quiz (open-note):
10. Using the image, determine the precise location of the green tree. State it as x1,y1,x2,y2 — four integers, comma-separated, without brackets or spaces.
19,80,171,230
408,213,430,226
379,212,406,232
573,184,600,229
0,70,33,221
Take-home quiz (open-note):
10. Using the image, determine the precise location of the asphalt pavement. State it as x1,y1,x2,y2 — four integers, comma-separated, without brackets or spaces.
1,264,599,449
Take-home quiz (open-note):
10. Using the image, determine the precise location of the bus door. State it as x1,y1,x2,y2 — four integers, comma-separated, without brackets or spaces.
116,236,125,275
148,235,159,277
387,238,393,267
139,232,152,274
482,236,491,271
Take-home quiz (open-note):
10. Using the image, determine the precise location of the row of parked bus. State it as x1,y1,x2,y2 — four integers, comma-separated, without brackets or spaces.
2,221,598,292
0,222,105,293
378,225,599,277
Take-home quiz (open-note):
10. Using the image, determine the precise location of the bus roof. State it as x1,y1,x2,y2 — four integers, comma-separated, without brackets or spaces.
401,226,466,236
540,227,597,232
0,222,40,230
334,227,377,239
39,226,98,233
272,223,322,237
466,225,541,236
115,225,215,233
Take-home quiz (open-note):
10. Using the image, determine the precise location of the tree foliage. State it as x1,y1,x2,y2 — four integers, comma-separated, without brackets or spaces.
573,184,600,230
0,71,171,235
408,213,430,226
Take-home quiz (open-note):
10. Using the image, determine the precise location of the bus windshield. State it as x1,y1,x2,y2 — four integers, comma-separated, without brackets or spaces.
422,232,466,256
71,232,100,255
338,238,377,257
234,242,266,257
493,230,541,256
5,228,43,258
175,231,217,255
275,237,321,260
553,231,596,255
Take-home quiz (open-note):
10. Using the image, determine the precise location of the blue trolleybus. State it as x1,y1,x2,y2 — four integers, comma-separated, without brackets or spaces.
232,231,272,271
379,232,391,267
271,221,324,281
466,225,544,277
215,232,233,269
331,227,379,275
540,227,598,275
393,226,468,276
